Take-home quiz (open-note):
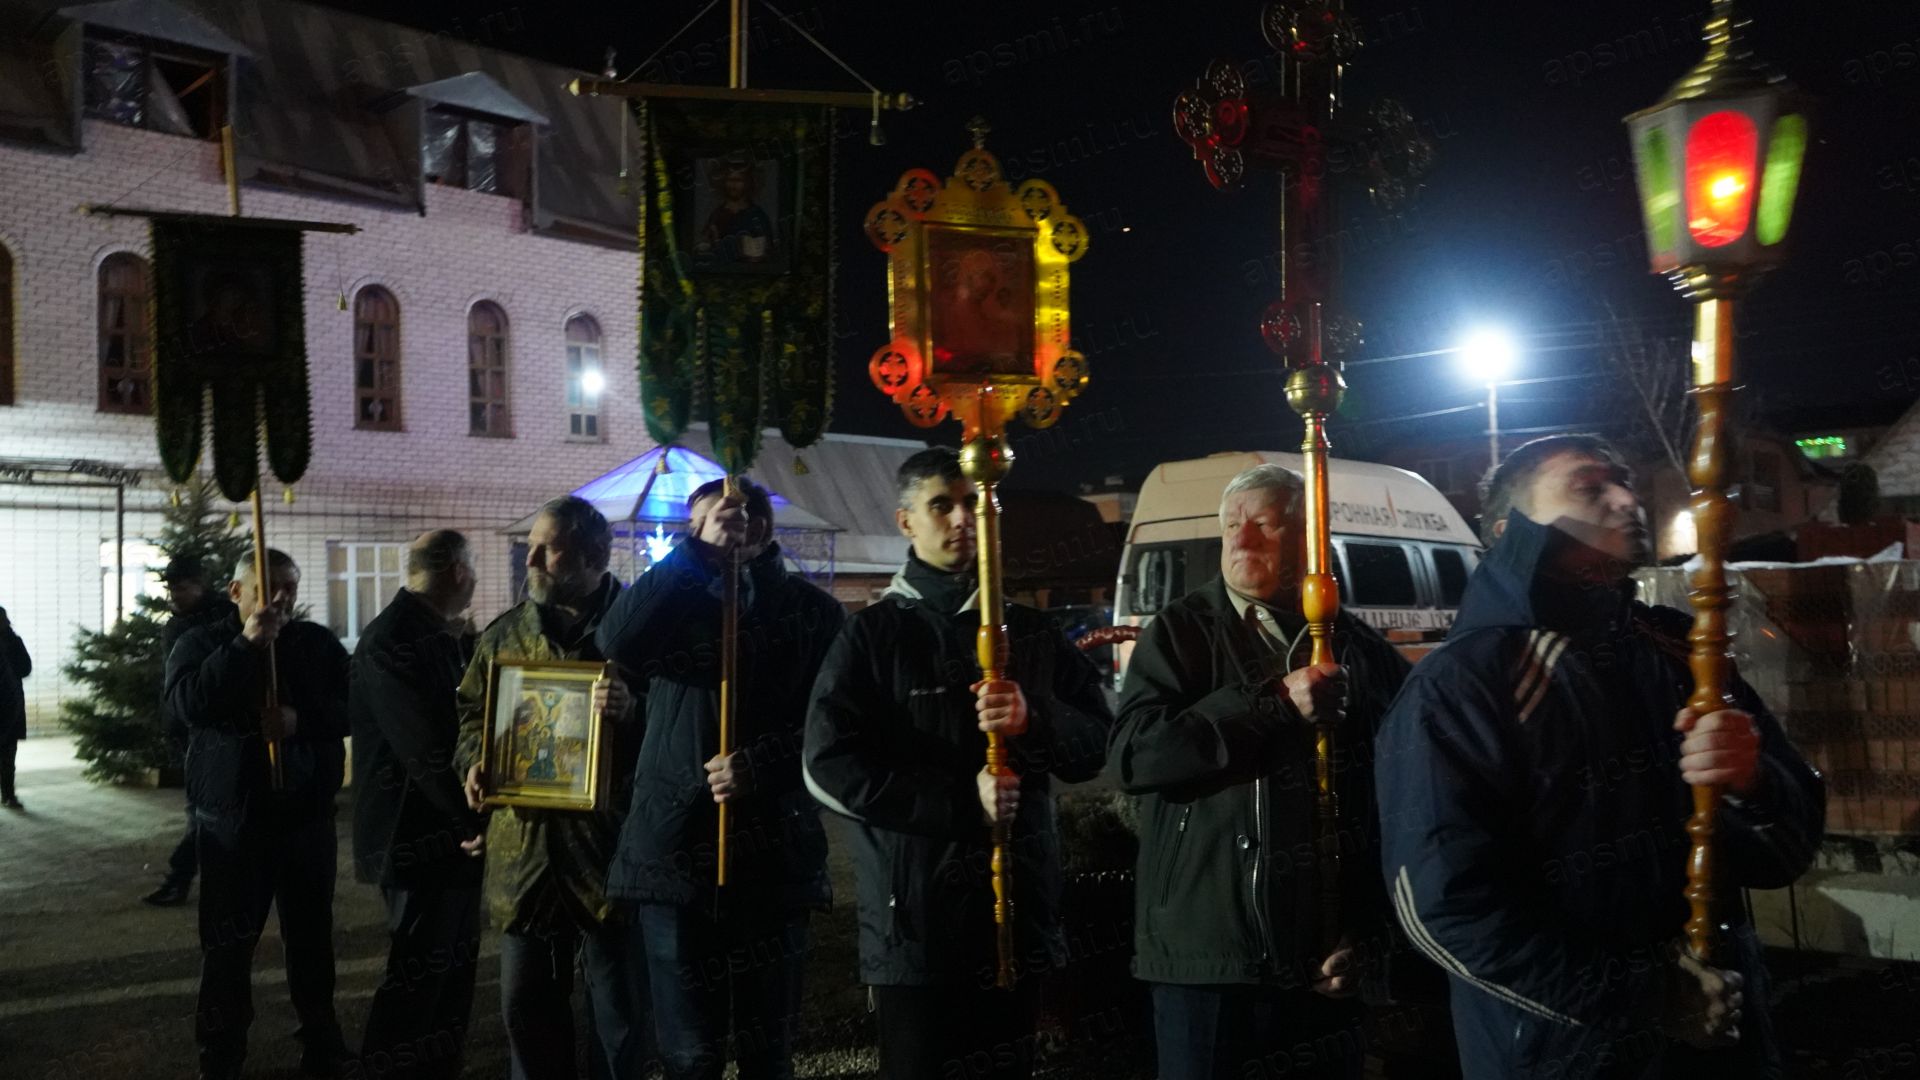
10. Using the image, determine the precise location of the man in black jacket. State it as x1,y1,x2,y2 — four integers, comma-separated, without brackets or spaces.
352,529,485,1079
805,447,1112,1080
1377,435,1824,1079
0,604,29,809
145,555,240,906
597,477,845,1080
1110,463,1412,1080
166,548,352,1079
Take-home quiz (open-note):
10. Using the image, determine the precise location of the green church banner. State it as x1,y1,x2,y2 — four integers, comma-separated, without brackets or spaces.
637,98,835,474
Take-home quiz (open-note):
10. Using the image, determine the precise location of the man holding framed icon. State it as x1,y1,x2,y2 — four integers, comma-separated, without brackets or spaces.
455,496,649,1080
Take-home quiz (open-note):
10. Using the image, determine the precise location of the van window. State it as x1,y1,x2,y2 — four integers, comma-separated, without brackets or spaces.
1345,541,1417,607
1129,546,1186,616
1432,547,1472,606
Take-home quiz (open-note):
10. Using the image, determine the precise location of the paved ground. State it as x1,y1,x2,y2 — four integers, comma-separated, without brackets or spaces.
2,737,1914,1079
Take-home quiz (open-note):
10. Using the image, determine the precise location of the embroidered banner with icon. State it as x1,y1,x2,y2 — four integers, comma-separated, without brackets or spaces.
637,98,835,473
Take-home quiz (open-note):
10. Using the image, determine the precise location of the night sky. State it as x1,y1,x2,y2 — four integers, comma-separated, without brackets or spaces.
317,0,1920,491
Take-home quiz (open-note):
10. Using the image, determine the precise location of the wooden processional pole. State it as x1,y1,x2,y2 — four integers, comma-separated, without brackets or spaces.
717,476,739,888
960,393,1017,990
1286,341,1346,958
1683,296,1737,961
224,122,285,790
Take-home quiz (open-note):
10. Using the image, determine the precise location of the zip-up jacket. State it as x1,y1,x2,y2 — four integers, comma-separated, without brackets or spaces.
166,614,349,836
1376,511,1825,1079
803,556,1112,987
1111,575,1410,988
597,541,845,910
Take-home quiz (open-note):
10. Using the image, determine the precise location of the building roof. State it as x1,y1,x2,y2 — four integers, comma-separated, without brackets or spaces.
0,0,639,235
57,0,250,56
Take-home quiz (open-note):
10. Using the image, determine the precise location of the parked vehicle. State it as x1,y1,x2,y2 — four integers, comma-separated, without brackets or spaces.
1113,451,1483,681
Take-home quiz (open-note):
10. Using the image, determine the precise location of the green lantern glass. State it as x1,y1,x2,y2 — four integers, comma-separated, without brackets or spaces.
1756,113,1807,247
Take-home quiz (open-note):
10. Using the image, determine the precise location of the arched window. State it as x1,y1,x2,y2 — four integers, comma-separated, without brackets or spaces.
0,243,14,405
98,252,151,414
468,301,511,437
565,314,604,441
354,286,401,430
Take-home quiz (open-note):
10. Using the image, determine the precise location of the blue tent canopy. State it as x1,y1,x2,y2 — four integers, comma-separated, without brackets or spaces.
516,444,839,533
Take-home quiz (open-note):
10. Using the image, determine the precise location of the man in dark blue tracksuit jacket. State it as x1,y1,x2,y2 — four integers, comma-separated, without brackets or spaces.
1377,435,1824,1080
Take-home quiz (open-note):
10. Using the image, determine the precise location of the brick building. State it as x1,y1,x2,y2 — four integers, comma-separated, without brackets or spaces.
0,0,651,732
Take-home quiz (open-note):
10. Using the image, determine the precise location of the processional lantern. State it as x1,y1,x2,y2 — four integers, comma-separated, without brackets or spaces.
865,118,1090,990
1170,0,1430,961
1624,0,1808,964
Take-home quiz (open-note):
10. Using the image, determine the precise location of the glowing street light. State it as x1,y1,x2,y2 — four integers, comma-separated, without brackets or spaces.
579,367,606,397
1455,326,1521,470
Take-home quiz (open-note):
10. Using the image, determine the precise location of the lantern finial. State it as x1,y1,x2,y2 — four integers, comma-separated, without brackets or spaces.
1706,0,1737,46
966,116,991,149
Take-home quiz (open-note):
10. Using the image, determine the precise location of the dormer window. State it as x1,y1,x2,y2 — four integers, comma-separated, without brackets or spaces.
399,73,546,202
424,108,504,194
82,33,225,140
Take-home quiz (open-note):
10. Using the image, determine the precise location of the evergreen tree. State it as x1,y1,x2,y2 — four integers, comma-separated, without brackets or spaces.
62,479,252,783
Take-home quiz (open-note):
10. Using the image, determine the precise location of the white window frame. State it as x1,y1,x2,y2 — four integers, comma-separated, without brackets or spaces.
99,539,165,629
326,541,408,647
565,315,604,442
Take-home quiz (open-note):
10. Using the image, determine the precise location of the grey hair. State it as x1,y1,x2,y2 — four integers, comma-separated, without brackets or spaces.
536,496,613,571
1218,464,1305,526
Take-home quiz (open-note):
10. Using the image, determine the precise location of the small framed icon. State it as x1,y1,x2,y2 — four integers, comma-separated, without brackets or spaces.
478,658,610,811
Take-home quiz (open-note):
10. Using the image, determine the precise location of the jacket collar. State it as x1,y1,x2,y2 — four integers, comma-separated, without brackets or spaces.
883,552,979,614
388,586,451,632
1451,510,1635,640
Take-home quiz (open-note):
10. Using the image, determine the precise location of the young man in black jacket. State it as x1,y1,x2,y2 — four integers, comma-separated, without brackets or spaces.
1377,435,1824,1079
1110,463,1412,1080
146,555,240,906
597,478,845,1080
805,447,1113,1080
351,529,486,1079
165,549,352,1079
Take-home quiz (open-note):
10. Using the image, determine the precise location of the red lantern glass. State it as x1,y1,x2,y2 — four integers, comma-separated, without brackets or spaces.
1684,110,1758,248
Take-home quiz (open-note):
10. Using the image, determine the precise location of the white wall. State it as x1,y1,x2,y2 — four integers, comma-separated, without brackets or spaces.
0,119,651,733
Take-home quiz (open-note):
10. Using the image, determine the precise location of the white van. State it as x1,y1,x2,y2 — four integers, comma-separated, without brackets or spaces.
1113,451,1484,680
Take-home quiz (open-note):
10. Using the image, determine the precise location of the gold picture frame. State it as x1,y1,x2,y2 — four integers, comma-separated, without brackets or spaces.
863,121,1090,435
478,658,610,811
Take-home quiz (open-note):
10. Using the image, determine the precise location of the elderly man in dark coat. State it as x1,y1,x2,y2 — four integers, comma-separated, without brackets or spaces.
166,548,352,1079
1110,462,1412,1080
352,529,486,1079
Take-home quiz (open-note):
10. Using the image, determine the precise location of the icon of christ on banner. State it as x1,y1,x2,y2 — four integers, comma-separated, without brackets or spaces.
688,152,788,275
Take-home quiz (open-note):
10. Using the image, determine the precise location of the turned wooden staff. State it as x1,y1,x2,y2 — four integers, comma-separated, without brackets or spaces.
248,483,284,790
959,404,1018,991
1682,298,1737,962
717,474,740,888
1286,317,1347,959
221,121,285,791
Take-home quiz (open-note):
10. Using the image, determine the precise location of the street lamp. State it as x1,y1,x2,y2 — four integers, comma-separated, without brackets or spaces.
1624,0,1808,966
1455,326,1519,472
